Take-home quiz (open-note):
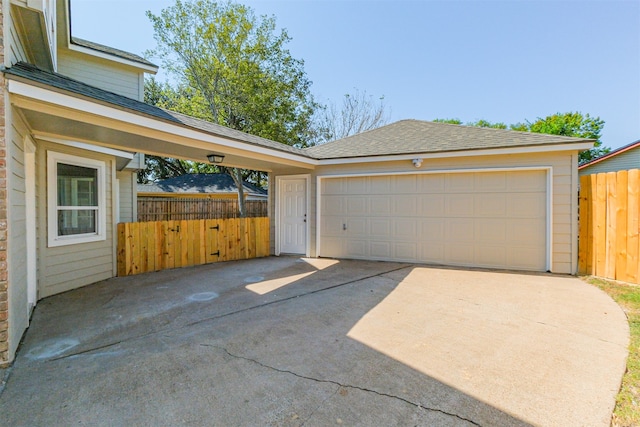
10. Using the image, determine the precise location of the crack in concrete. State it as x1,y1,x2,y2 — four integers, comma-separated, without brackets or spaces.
48,265,413,362
203,344,481,427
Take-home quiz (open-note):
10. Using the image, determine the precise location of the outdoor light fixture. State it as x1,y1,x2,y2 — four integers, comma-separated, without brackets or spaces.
207,154,225,164
412,158,423,168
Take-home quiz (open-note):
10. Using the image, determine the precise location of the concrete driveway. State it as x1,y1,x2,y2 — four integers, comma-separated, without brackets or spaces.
0,257,629,426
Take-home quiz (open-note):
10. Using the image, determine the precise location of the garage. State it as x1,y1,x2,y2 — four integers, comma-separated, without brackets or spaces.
319,169,549,271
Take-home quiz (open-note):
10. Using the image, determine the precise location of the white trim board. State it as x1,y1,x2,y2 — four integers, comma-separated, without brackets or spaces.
316,166,553,272
275,174,311,257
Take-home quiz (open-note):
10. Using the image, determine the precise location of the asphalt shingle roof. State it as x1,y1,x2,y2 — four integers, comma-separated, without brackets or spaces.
5,63,593,162
5,62,307,157
306,119,593,159
71,37,158,68
138,174,267,195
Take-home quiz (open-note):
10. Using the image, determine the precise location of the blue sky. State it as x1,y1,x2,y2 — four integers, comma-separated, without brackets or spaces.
70,0,639,149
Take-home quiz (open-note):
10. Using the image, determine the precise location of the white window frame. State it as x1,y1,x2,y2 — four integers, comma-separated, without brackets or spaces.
47,151,106,247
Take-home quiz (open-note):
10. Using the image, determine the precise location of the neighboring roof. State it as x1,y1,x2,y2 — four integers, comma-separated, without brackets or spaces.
138,174,267,196
4,62,307,158
70,37,158,69
578,139,640,169
306,119,594,159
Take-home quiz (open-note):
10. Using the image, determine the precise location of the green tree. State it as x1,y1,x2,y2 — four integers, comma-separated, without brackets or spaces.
526,112,607,163
434,112,608,164
146,0,318,215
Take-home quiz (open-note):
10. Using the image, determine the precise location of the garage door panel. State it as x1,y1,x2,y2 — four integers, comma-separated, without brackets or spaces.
508,247,545,270
370,197,392,215
448,219,475,242
476,245,507,267
420,195,445,217
370,241,391,258
476,219,507,242
475,194,507,217
418,174,445,193
394,219,417,238
391,175,418,194
421,219,445,240
394,242,417,261
370,219,391,237
322,195,345,215
320,170,547,271
347,197,367,215
346,218,368,235
321,216,343,235
346,240,367,257
447,244,475,264
446,194,475,217
392,196,417,216
507,170,546,191
475,172,507,192
447,174,476,192
507,194,546,217
346,177,367,193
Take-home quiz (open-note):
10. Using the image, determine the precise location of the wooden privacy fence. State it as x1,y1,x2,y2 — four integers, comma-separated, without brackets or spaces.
117,217,270,276
137,198,268,221
578,169,640,283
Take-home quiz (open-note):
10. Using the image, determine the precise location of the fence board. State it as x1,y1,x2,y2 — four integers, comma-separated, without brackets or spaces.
579,169,640,284
117,217,270,276
137,198,268,221
616,171,628,281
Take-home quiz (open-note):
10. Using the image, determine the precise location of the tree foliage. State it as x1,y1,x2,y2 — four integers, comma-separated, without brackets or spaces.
434,112,608,164
314,89,390,143
145,0,319,215
147,0,318,147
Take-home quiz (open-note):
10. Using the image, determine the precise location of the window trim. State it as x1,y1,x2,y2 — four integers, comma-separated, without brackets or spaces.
47,151,107,247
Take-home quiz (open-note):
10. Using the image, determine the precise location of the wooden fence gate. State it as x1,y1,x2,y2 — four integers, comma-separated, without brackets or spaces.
117,217,270,276
578,169,640,283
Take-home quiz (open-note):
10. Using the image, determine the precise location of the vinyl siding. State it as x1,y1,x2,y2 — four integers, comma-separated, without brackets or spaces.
117,171,134,223
8,12,29,65
37,141,115,298
273,151,579,274
57,49,142,100
7,107,29,357
579,147,640,176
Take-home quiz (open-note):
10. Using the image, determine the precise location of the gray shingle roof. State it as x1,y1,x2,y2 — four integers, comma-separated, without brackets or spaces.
306,119,593,159
71,37,158,69
138,174,267,195
4,63,592,162
4,62,307,157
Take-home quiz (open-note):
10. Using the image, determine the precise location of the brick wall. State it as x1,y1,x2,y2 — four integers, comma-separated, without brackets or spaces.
0,1,8,365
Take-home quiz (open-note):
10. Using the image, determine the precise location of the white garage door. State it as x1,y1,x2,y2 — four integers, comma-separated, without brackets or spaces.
319,170,548,271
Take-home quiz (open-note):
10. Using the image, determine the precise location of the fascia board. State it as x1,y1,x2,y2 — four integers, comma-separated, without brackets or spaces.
315,142,595,165
67,44,158,74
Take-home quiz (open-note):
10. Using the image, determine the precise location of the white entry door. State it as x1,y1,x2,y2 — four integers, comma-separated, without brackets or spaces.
279,177,307,254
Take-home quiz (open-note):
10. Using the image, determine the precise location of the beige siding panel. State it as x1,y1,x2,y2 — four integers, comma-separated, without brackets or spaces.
308,151,577,274
579,147,640,176
320,170,547,271
117,171,134,223
36,141,115,298
7,108,29,357
57,50,141,100
8,14,29,64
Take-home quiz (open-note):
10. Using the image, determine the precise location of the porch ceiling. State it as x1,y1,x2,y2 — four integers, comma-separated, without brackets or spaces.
19,108,311,174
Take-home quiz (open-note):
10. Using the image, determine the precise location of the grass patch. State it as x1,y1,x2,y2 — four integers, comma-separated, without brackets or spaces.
585,277,640,426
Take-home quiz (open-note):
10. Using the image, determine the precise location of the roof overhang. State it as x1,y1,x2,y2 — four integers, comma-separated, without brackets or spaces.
7,79,317,173
315,141,595,166
578,140,640,170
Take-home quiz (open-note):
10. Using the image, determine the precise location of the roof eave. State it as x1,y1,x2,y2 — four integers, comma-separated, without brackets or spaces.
315,141,595,165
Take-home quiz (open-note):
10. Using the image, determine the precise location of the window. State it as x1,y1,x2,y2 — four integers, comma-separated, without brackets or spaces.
48,152,106,247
